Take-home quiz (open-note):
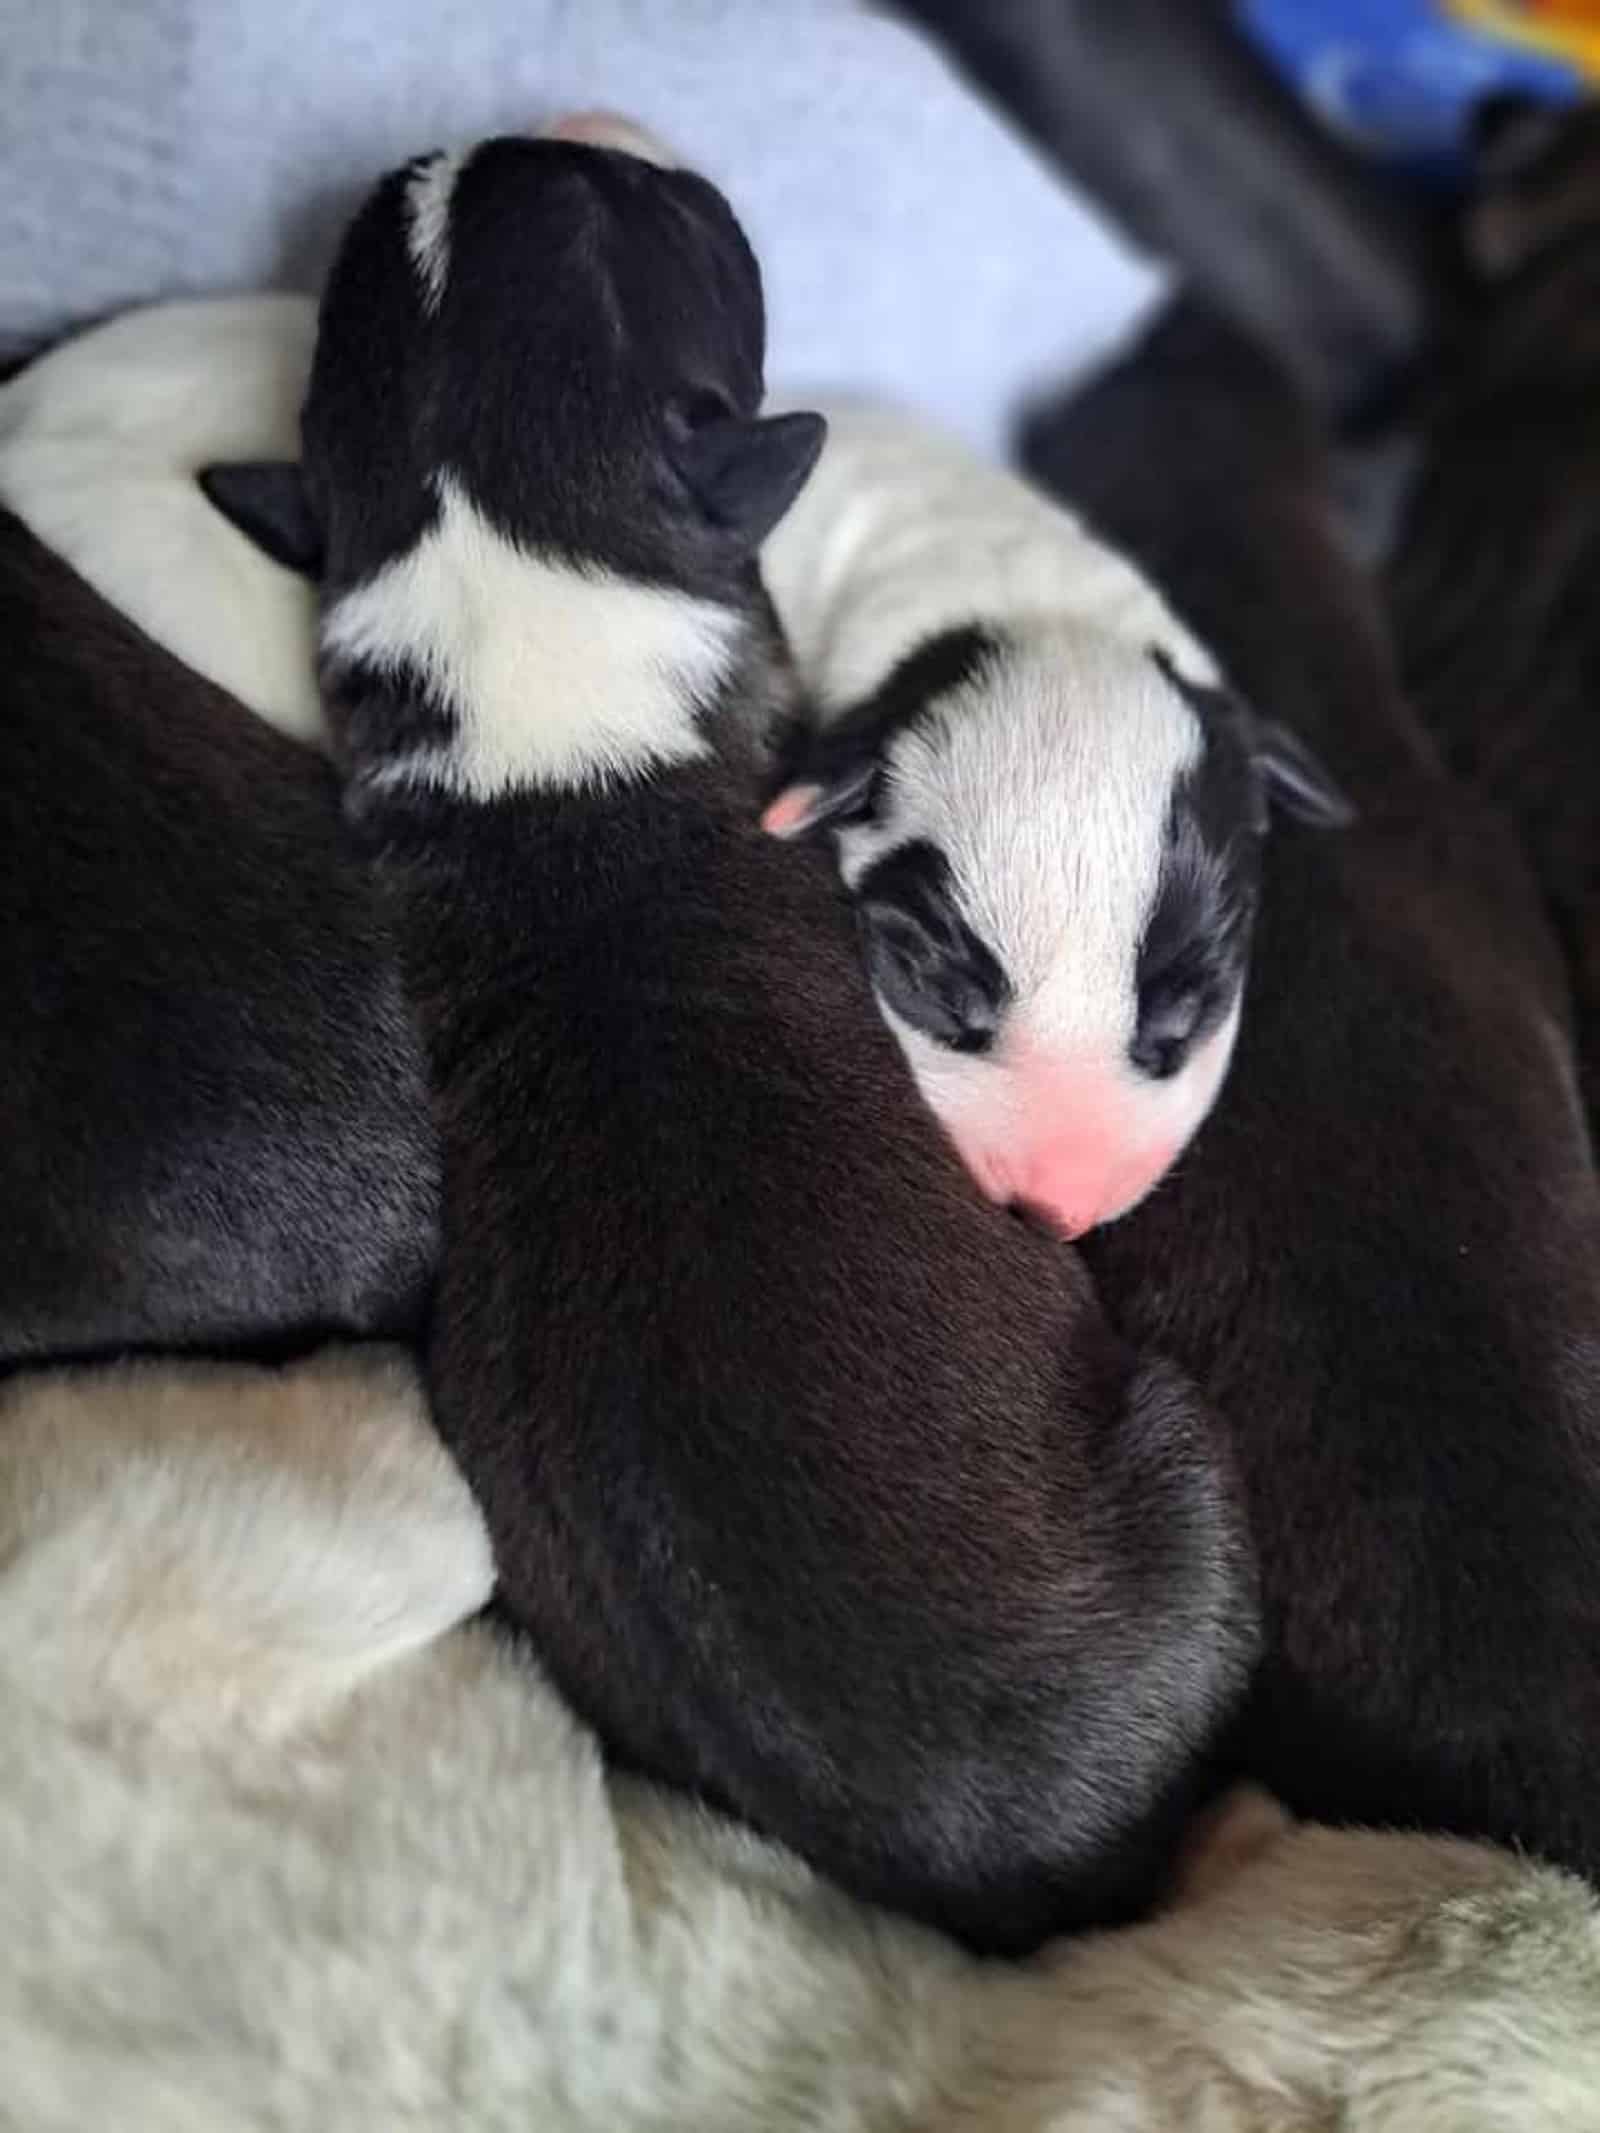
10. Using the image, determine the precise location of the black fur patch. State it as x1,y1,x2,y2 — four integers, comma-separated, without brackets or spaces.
1032,281,1600,1895
304,137,779,604
854,838,1011,1053
0,509,439,1365
764,625,1000,828
1132,658,1260,1081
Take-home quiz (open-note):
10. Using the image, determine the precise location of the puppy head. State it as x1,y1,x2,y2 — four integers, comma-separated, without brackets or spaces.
210,124,823,607
765,628,1348,1237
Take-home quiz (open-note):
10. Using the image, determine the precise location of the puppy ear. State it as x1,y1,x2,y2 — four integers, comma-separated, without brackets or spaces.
760,757,878,839
199,460,324,577
1253,719,1354,829
678,410,826,548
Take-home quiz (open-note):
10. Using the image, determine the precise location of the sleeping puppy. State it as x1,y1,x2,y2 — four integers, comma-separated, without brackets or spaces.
1388,101,1600,1131
1018,299,1600,1886
0,504,437,1366
4,1347,1597,2133
208,119,1258,1953
758,396,1349,1239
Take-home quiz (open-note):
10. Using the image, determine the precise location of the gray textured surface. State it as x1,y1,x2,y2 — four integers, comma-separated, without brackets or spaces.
0,0,1166,448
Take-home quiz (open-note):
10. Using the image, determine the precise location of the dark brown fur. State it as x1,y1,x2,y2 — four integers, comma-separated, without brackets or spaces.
0,509,438,1365
1390,105,1600,1131
361,727,1258,1951
1021,302,1600,1879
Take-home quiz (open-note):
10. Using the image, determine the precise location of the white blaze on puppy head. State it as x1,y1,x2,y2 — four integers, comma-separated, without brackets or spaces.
761,400,1350,1239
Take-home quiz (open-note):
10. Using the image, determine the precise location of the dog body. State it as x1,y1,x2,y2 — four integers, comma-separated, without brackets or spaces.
0,508,437,1364
214,128,1258,1950
1020,304,1600,1879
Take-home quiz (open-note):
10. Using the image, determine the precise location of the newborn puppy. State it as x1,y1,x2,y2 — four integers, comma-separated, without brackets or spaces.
210,124,1257,1951
758,397,1348,1238
1020,300,1600,1887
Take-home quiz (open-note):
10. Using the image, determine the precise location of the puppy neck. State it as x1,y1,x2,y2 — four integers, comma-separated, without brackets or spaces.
321,475,750,801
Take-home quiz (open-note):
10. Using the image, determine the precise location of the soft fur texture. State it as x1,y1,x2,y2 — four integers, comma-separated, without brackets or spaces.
3,1351,1600,2132
758,396,1347,1239
322,475,732,798
0,506,438,1364
1389,104,1600,1135
1021,301,1600,1885
230,127,1259,1951
0,294,325,745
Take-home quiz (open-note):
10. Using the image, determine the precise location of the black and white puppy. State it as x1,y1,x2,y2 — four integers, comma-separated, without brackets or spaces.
758,399,1349,1239
1022,299,1600,1887
0,505,438,1366
211,119,1259,1953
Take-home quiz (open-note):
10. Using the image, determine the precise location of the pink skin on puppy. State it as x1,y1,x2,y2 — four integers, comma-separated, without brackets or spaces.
543,111,680,167
913,1007,1241,1240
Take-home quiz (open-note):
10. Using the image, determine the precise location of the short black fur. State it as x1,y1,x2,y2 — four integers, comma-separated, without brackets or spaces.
854,838,1011,1054
1022,299,1600,1884
0,506,439,1367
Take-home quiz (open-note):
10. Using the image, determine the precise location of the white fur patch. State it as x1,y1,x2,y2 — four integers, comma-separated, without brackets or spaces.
761,394,1219,714
323,478,735,798
407,149,469,314
0,295,325,745
2,1355,1599,2127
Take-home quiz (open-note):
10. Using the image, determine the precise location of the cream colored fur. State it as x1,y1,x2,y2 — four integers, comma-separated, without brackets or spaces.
2,1349,1597,2132
0,295,325,746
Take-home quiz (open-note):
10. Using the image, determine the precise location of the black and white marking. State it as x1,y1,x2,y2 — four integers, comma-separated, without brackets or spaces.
760,399,1348,1237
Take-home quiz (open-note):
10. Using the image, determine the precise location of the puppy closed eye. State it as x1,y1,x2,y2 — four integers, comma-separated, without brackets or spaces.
1130,986,1205,1080
861,903,1003,1054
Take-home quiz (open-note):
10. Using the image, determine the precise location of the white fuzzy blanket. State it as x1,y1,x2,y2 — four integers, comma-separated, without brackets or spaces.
2,1347,1598,2133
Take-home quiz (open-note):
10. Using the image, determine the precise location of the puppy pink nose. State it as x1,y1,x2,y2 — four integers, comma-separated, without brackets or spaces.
1008,1137,1179,1241
543,110,680,169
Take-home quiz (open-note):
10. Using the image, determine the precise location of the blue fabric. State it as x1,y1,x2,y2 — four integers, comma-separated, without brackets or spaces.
1241,0,1585,182
0,0,1166,451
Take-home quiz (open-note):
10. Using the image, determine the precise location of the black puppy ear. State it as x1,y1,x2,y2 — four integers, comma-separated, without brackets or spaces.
678,410,826,548
1252,719,1354,829
857,865,1009,1055
198,460,324,577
